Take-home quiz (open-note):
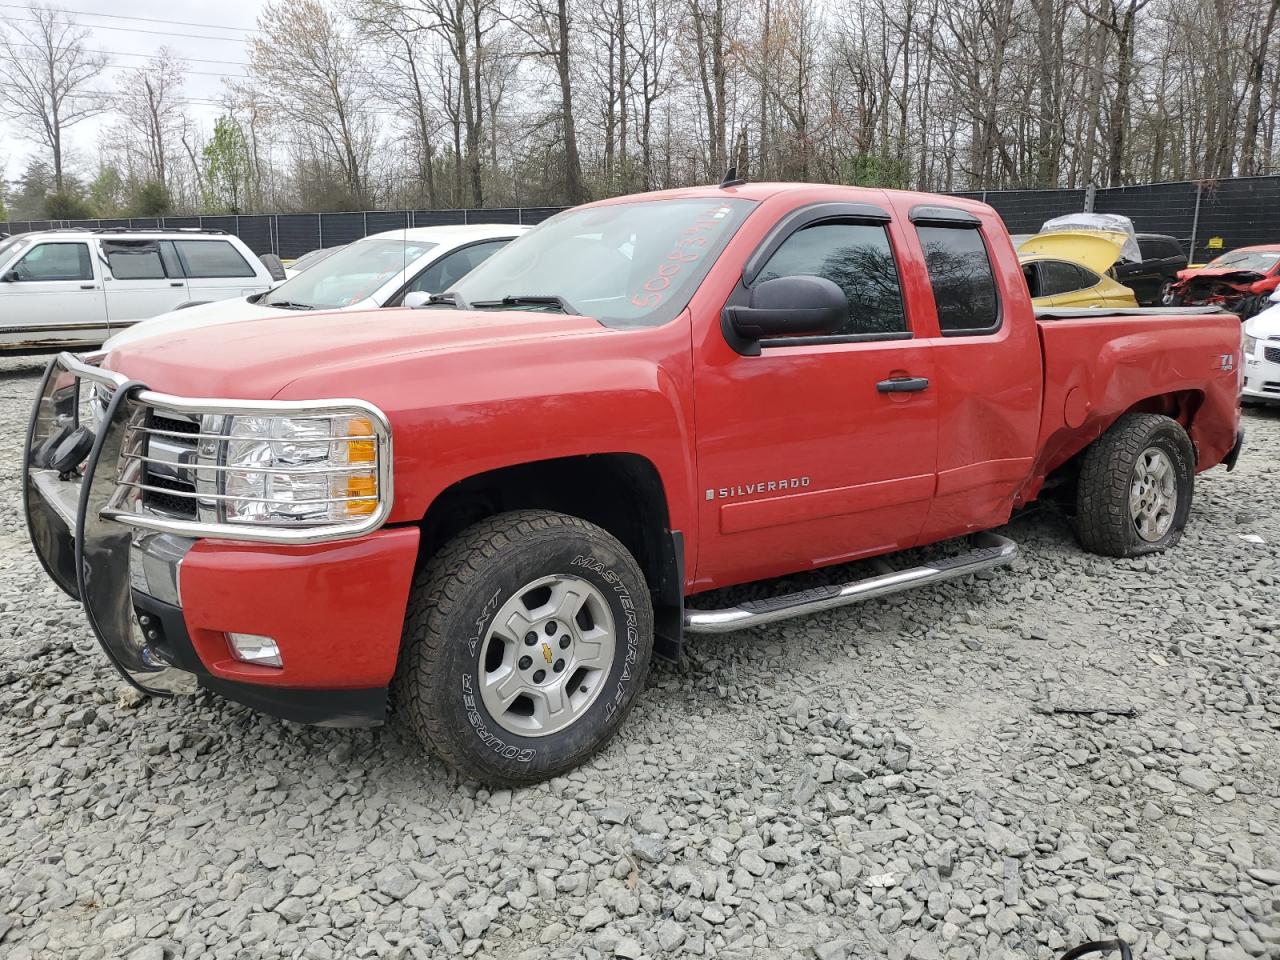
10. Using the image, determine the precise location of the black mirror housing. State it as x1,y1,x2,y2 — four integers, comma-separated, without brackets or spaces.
725,275,848,348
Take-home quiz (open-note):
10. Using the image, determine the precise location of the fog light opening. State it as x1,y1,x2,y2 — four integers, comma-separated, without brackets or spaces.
226,632,283,668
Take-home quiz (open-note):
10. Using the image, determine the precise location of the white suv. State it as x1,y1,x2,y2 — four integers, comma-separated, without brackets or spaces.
0,228,277,353
104,223,528,351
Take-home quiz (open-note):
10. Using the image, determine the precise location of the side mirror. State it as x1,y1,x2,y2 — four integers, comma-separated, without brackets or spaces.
403,290,432,309
0,269,18,283
259,253,286,282
726,275,848,347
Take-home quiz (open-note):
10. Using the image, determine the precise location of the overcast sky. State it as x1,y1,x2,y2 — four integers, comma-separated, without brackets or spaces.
2,0,268,182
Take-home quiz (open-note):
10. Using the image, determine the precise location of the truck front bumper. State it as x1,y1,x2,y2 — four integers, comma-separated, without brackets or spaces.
23,354,418,727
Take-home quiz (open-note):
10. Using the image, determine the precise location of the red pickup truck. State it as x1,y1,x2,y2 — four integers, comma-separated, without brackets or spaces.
25,182,1243,784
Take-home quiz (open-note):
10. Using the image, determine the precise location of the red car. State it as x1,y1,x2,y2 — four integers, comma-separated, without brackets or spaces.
25,182,1243,784
1171,243,1280,318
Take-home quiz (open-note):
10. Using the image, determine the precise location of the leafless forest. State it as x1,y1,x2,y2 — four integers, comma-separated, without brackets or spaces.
1,0,1278,218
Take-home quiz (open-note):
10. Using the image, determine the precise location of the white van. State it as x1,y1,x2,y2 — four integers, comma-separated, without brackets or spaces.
0,228,277,352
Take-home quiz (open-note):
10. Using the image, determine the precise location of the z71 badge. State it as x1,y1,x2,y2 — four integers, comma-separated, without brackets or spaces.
707,477,811,501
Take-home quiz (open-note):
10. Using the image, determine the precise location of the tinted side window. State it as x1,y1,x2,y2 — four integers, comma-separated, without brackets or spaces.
1039,260,1083,296
175,239,255,278
754,221,907,336
12,242,92,281
103,240,166,280
916,226,1000,333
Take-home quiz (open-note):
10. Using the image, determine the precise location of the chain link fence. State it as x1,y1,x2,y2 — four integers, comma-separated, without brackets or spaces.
4,175,1279,263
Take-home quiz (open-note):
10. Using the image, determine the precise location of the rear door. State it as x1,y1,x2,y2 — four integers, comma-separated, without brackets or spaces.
901,203,1043,542
101,239,190,325
174,238,267,303
692,202,940,588
0,240,107,346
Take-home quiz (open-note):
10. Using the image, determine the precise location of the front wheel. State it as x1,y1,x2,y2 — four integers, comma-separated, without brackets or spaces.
396,510,654,784
1075,413,1195,557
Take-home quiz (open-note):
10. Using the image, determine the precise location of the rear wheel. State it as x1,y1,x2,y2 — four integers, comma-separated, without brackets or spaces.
1075,413,1195,557
396,510,654,784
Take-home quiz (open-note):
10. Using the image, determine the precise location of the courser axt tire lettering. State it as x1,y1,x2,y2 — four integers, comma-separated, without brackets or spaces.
1075,413,1195,558
395,510,654,785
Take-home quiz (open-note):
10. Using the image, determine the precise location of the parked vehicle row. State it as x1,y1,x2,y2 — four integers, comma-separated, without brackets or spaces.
104,224,526,350
0,229,277,352
25,181,1243,784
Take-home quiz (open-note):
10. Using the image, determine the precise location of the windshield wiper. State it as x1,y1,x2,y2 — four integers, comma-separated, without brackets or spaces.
470,294,579,315
265,299,315,310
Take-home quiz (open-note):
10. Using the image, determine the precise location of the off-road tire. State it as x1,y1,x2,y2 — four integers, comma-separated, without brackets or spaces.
396,510,654,785
1075,413,1195,557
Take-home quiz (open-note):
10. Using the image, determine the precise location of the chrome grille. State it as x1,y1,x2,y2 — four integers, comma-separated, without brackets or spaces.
137,410,201,520
1265,345,1280,363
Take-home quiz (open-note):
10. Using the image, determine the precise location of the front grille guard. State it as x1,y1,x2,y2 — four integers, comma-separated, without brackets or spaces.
23,351,394,696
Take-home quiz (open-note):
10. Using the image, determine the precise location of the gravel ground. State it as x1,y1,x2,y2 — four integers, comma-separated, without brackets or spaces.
1,353,1278,960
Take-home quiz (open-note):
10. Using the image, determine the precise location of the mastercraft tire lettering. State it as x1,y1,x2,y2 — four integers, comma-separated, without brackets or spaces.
396,510,654,784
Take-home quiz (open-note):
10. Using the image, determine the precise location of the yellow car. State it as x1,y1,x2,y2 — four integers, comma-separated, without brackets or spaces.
1018,231,1139,308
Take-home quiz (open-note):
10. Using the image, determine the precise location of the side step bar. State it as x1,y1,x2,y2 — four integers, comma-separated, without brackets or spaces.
683,532,1017,634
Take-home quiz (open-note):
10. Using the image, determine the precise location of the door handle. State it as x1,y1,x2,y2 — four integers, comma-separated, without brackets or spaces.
79,284,97,290
876,376,930,393
169,281,184,287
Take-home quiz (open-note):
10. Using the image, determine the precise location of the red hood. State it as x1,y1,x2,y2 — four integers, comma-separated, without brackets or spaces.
104,307,609,399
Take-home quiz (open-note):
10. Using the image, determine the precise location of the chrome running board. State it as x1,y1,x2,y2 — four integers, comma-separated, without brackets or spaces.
683,532,1017,634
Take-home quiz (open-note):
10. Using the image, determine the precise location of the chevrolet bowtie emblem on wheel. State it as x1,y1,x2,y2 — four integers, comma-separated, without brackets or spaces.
542,643,554,664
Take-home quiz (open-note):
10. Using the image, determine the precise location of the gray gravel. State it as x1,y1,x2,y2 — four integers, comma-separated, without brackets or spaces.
1,353,1278,960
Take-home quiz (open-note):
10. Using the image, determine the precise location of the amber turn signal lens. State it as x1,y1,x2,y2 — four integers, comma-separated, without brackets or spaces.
347,416,376,464
345,473,378,516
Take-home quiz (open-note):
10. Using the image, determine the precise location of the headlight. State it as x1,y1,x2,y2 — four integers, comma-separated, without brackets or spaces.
219,413,383,526
1243,334,1258,356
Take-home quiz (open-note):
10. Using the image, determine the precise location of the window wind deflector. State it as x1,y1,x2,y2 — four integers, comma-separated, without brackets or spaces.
470,294,579,315
908,205,982,227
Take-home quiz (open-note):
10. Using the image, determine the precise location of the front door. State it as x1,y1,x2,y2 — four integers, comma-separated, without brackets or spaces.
691,205,939,590
101,239,190,325
0,240,107,348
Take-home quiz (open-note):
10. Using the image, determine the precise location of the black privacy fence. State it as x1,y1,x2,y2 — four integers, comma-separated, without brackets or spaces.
0,207,564,260
4,175,1279,263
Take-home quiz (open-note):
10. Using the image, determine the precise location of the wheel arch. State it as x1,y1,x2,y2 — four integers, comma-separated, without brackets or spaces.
417,453,685,659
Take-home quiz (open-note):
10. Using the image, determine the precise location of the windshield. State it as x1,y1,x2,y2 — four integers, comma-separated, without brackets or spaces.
0,235,32,266
290,245,343,273
1207,250,1280,272
450,197,758,327
265,238,438,309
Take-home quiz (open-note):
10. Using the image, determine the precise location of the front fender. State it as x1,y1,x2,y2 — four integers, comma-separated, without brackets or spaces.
273,314,700,551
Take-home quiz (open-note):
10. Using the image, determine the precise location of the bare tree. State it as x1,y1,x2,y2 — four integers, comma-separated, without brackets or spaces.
0,4,106,192
247,0,378,207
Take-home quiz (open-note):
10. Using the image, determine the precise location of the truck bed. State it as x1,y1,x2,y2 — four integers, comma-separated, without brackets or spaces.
1024,307,1242,502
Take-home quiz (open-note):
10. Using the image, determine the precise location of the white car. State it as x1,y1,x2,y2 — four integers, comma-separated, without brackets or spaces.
1242,289,1280,404
105,223,528,351
0,228,277,352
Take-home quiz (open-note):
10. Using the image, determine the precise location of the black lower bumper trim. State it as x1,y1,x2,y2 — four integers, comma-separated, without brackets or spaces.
131,592,387,728
200,677,388,728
